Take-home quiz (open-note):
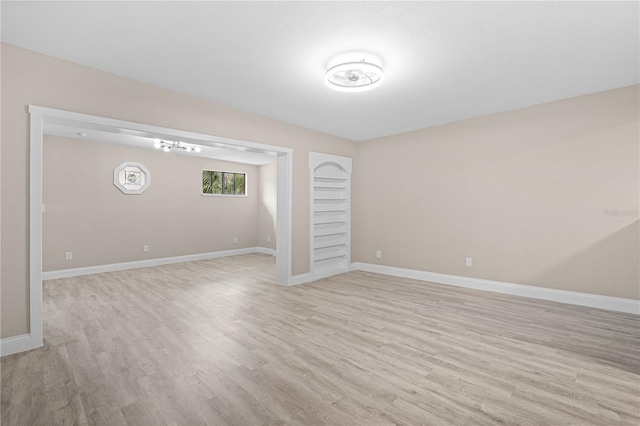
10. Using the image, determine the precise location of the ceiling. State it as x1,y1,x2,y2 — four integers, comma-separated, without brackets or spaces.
2,1,639,142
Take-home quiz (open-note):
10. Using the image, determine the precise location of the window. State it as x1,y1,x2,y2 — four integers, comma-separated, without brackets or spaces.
202,170,246,195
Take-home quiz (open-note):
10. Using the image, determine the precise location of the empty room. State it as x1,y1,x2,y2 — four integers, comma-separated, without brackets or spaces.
1,2,638,425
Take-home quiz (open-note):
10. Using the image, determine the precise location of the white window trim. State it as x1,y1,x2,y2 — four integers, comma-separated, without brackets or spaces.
201,194,249,198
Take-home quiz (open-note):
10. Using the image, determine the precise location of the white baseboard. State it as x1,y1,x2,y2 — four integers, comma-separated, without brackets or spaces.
1,334,35,357
290,268,354,286
352,262,640,315
256,247,276,256
289,273,311,286
43,247,260,280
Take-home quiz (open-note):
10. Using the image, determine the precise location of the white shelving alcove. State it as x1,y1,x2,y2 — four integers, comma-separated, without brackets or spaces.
309,152,352,280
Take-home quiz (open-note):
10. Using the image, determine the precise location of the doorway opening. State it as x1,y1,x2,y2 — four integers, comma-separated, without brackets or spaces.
27,105,293,351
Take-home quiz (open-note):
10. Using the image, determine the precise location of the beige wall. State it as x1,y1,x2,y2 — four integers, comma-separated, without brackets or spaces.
43,136,260,271
354,85,640,300
2,41,637,340
257,162,277,250
1,43,355,338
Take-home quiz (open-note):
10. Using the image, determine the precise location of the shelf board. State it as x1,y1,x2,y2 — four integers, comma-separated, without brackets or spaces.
314,221,347,226
314,209,347,214
314,232,348,238
314,198,346,202
314,254,348,262
314,177,347,182
314,243,348,250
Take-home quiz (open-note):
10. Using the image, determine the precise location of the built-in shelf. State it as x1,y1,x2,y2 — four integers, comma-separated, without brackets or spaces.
310,152,352,278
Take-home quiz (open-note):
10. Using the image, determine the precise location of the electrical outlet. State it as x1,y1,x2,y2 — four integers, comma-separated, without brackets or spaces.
65,251,73,261
233,237,238,244
376,250,382,259
465,257,473,267
267,236,271,242
143,245,150,253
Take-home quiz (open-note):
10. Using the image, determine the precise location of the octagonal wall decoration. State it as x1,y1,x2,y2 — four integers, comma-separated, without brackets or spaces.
113,162,151,194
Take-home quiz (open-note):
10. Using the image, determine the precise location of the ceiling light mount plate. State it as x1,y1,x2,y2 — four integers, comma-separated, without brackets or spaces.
325,56,384,92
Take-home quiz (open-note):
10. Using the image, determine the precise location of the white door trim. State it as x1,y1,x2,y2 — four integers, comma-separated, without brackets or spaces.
4,105,294,356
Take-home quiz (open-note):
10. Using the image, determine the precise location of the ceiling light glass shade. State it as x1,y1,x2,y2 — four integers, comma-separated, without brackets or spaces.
325,59,383,91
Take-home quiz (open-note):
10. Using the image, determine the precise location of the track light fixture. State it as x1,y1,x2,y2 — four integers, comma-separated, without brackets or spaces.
153,139,201,153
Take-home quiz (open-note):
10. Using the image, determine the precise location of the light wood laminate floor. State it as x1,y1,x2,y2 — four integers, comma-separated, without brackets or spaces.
2,254,639,425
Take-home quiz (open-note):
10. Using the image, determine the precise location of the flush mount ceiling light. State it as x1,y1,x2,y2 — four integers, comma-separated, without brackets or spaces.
325,58,384,92
153,139,201,153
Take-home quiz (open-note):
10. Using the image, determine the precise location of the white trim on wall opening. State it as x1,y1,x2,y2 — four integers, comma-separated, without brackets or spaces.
2,105,294,357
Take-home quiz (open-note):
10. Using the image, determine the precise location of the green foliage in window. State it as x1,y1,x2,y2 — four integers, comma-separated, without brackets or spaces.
223,173,235,194
212,172,223,194
202,170,245,195
234,173,245,194
202,170,213,193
